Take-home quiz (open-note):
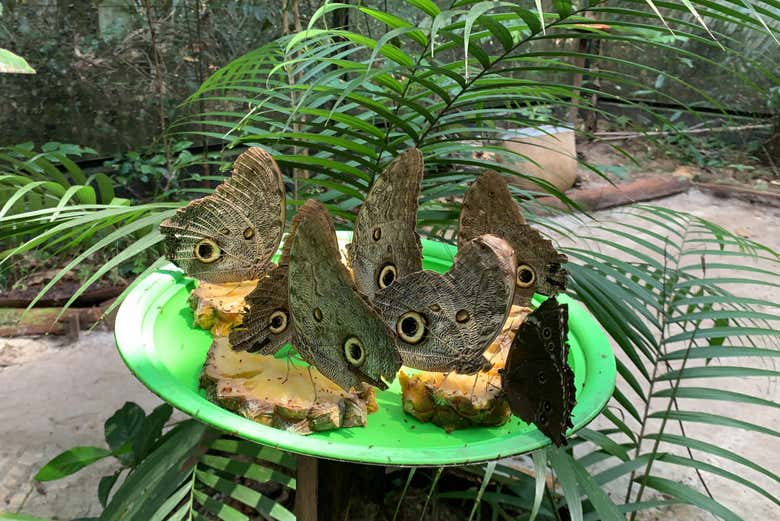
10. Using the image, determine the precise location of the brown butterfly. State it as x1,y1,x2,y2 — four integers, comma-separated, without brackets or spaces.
373,234,516,374
458,170,567,306
228,208,310,354
160,147,286,283
288,199,402,392
346,148,423,301
500,296,576,446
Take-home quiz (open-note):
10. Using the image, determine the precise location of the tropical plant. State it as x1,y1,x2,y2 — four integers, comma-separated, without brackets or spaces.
20,402,296,520
2,1,780,520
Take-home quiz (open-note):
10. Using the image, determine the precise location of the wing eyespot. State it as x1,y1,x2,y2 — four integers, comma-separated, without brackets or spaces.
455,309,470,323
194,239,221,263
377,263,398,288
516,264,536,288
396,311,427,344
343,336,366,367
269,310,288,334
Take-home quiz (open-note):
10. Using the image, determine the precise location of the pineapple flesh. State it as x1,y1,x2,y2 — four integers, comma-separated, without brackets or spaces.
398,305,530,431
201,338,377,434
190,280,377,434
189,280,258,337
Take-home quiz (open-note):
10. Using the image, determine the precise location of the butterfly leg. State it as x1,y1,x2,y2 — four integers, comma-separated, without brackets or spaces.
306,365,319,402
281,353,292,385
436,371,451,389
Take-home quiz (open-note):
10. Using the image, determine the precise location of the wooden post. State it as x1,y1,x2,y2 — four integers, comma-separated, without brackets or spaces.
295,456,319,521
295,456,387,521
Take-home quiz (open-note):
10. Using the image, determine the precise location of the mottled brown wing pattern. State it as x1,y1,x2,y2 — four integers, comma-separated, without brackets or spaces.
228,206,306,354
373,234,515,374
500,296,575,446
459,170,567,306
288,200,402,392
346,148,423,301
160,147,286,283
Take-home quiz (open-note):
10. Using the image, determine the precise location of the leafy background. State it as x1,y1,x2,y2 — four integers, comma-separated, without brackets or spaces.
1,0,779,520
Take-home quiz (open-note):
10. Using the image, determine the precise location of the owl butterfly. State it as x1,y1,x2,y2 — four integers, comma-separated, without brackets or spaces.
458,170,567,306
228,208,309,354
288,199,402,392
373,234,516,374
346,148,423,301
160,147,286,283
500,297,576,446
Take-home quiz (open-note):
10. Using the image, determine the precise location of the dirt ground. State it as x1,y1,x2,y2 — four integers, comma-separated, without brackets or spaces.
0,188,778,519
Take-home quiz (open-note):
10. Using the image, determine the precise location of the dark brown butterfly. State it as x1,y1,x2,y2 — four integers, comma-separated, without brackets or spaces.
288,199,402,392
500,296,576,446
458,170,567,306
160,147,286,283
346,148,424,301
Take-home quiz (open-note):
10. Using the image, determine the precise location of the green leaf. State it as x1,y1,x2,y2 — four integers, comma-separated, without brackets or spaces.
104,402,146,464
34,446,112,481
558,451,624,521
0,48,35,73
645,433,780,484
637,475,740,521
648,410,780,438
132,403,173,461
407,0,441,17
195,470,296,521
529,450,548,521
657,453,780,506
468,461,496,521
553,0,572,18
547,447,583,521
101,421,212,520
652,387,780,409
657,365,780,381
98,472,121,507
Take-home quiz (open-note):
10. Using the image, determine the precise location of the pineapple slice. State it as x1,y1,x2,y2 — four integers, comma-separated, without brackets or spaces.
201,337,377,434
399,305,530,431
189,280,257,337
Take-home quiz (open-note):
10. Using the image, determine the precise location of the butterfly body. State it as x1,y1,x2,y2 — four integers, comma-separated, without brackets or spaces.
500,297,576,446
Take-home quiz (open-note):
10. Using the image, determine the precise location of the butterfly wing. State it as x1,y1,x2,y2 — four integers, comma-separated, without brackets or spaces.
458,171,567,306
288,200,402,392
373,234,515,374
501,296,575,446
228,207,309,354
346,148,423,300
160,148,286,283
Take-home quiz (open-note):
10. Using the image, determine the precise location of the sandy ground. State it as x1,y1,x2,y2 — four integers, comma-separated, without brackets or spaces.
0,188,778,519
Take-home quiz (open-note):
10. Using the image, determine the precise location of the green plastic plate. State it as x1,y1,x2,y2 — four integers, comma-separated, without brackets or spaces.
115,232,615,466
